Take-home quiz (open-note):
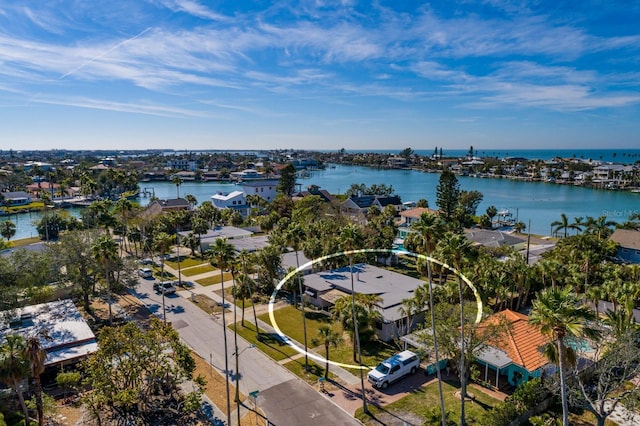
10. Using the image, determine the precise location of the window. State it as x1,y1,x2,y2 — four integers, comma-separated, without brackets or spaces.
390,365,400,373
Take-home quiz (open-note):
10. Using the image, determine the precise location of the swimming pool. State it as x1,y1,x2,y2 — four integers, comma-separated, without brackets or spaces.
565,337,593,352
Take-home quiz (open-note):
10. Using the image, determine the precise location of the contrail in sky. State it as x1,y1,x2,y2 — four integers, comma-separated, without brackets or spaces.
59,27,152,80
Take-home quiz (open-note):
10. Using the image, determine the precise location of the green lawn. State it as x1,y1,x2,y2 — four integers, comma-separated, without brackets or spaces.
230,322,299,361
258,304,398,368
197,271,234,286
356,381,500,425
281,358,335,385
258,305,333,345
188,294,228,315
165,257,206,269
181,264,216,277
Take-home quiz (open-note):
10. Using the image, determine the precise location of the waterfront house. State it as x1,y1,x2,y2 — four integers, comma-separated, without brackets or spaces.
0,299,98,368
340,195,403,224
240,179,279,203
610,229,640,264
475,309,551,388
171,171,196,181
396,207,440,241
167,159,197,171
292,185,336,203
146,198,191,215
465,229,527,250
180,226,253,252
1,191,32,206
211,190,250,218
303,263,426,342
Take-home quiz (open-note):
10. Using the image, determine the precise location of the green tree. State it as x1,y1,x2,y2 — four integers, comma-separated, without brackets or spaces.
438,231,473,426
410,212,447,425
285,223,309,371
82,319,203,424
0,220,16,242
92,235,119,325
312,325,342,379
436,171,460,222
207,238,236,425
338,223,368,414
154,231,174,323
171,175,183,198
26,336,47,426
277,163,297,196
529,286,597,426
0,334,30,424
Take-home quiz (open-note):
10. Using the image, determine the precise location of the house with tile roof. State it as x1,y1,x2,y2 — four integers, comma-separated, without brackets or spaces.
340,195,402,224
475,309,551,388
610,229,640,264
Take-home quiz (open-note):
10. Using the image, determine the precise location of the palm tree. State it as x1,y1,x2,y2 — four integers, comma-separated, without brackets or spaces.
312,325,342,379
0,220,16,242
207,238,236,426
172,175,183,198
551,213,575,238
529,286,597,426
438,231,472,426
154,232,174,324
338,223,368,414
0,334,30,424
410,212,447,426
26,336,47,426
585,215,616,239
286,223,309,371
92,235,119,325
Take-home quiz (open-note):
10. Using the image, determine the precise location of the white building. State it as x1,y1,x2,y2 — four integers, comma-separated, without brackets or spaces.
166,159,197,171
211,190,250,217
240,179,279,203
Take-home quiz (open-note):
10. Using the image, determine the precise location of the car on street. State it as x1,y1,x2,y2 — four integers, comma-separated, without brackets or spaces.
153,281,177,295
138,268,153,278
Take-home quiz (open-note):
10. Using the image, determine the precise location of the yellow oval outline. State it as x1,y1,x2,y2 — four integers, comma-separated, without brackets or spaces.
267,248,482,371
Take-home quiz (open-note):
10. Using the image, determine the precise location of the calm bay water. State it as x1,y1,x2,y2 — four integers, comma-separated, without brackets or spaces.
3,164,639,240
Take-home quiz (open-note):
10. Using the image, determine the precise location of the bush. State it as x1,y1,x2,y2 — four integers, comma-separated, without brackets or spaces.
479,379,550,426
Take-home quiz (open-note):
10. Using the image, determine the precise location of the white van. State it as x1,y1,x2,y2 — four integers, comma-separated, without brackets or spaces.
138,268,153,278
367,350,420,389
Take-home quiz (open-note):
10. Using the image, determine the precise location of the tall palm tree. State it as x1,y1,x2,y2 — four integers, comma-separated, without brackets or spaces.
286,223,309,371
172,175,183,198
585,215,616,239
312,325,342,379
0,334,30,425
338,223,368,414
154,232,174,324
207,238,236,426
438,231,472,426
26,336,47,426
92,235,119,325
410,212,447,426
529,286,597,426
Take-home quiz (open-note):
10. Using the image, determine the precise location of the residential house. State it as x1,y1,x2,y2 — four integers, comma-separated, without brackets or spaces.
0,299,98,368
145,198,191,216
475,309,551,388
397,207,439,240
303,263,426,342
172,171,196,181
240,179,279,203
167,159,197,171
610,229,640,263
1,191,32,206
211,190,250,218
292,185,336,203
340,195,403,224
464,229,527,250
180,226,253,252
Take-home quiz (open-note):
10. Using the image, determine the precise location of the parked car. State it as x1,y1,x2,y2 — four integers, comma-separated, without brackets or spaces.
153,281,177,295
367,350,420,389
138,268,153,278
139,258,153,265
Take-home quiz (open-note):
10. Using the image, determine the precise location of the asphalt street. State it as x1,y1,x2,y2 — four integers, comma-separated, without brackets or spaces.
132,277,361,426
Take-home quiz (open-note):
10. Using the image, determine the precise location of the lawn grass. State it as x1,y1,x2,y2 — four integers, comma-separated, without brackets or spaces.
197,271,234,286
355,380,500,425
219,287,255,308
258,305,333,345
165,257,206,269
181,264,216,276
230,321,299,361
7,236,42,247
281,357,335,385
258,304,398,368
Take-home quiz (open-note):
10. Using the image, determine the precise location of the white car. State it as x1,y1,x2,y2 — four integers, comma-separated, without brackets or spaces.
367,350,420,389
138,268,153,278
153,281,177,295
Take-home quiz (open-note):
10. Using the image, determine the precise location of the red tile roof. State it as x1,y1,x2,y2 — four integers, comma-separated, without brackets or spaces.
482,309,551,372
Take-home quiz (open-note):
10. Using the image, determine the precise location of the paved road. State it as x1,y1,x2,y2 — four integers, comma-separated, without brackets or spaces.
132,277,361,426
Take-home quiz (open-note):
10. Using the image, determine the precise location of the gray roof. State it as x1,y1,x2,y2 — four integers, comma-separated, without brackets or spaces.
180,226,253,241
2,191,30,200
230,235,270,252
303,263,426,322
465,229,526,248
0,299,97,367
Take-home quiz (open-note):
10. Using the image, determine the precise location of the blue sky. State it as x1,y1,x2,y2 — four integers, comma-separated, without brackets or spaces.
1,0,639,151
